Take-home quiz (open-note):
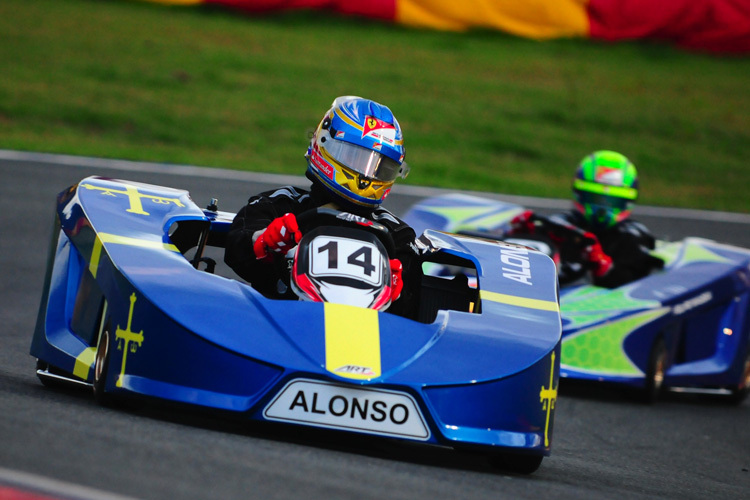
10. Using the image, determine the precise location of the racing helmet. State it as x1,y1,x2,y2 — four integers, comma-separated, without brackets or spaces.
572,150,639,229
306,96,409,208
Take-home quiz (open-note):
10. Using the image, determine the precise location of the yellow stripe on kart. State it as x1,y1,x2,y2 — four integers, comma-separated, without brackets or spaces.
73,347,97,380
325,303,381,380
481,290,559,312
89,233,180,278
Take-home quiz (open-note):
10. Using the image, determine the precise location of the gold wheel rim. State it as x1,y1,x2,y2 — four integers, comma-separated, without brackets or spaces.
94,329,108,383
653,351,666,390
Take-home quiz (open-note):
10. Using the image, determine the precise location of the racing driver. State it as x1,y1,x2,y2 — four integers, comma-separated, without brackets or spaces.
510,150,664,288
224,96,422,317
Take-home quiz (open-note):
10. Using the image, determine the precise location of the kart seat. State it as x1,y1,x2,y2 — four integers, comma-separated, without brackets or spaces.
417,273,478,323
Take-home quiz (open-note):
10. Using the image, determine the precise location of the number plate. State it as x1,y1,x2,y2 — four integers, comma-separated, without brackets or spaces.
263,379,431,440
310,235,383,286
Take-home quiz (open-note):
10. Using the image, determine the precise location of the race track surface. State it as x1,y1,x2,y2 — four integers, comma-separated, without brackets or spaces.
1,156,748,500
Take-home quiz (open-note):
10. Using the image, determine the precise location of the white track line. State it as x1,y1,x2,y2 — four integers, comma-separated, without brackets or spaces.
2,149,749,224
0,466,141,500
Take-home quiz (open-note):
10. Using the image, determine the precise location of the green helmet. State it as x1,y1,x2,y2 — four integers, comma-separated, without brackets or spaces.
572,151,639,229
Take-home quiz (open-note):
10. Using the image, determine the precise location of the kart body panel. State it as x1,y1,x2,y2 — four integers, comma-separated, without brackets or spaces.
32,179,562,458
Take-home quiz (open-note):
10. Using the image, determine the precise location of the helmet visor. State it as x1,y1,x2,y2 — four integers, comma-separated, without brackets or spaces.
322,139,402,182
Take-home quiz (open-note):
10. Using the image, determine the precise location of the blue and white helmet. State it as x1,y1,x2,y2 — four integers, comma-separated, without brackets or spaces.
306,96,409,208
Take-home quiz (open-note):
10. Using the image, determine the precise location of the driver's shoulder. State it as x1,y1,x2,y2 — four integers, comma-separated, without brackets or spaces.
549,209,580,225
617,218,654,238
609,219,657,250
370,207,406,226
252,185,311,204
368,208,417,249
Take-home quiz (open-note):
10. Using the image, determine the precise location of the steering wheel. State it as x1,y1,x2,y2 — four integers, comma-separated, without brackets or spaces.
531,213,593,244
526,214,602,282
295,207,397,258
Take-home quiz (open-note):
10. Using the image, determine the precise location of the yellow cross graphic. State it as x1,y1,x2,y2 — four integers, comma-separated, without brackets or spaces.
539,351,558,447
115,293,144,388
81,183,184,216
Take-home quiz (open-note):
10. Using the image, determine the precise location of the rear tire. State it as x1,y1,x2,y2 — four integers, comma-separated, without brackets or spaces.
643,338,668,404
488,453,543,474
93,322,113,406
728,348,750,405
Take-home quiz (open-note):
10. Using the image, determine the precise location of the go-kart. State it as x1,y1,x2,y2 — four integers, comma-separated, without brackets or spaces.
404,193,750,404
30,177,562,473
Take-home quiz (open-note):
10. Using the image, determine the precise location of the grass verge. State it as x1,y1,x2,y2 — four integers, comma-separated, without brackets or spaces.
1,0,749,211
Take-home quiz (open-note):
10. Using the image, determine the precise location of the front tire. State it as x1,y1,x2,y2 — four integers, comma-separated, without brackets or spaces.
728,348,750,405
488,453,543,474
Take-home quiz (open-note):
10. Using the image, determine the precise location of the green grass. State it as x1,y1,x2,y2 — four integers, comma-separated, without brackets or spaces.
2,0,749,212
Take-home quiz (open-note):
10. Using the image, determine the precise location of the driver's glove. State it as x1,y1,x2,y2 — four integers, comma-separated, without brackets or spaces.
508,210,536,235
253,213,302,261
582,232,613,278
389,258,404,302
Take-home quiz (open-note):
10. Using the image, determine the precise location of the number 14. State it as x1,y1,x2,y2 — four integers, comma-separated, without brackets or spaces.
318,241,376,276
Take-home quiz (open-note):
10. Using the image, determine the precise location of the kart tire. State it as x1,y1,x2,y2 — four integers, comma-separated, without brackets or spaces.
488,453,543,475
93,321,113,406
728,349,750,405
643,338,668,404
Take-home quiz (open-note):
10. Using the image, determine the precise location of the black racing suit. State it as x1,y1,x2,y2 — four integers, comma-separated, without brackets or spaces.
224,182,422,318
550,210,664,288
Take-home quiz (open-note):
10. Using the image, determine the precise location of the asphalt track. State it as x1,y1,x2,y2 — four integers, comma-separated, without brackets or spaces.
1,153,748,500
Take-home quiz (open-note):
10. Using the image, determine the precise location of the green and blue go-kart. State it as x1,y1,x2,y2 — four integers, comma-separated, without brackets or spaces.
404,193,750,405
30,177,562,474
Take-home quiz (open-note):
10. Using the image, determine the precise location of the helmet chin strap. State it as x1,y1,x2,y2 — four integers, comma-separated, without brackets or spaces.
586,205,614,228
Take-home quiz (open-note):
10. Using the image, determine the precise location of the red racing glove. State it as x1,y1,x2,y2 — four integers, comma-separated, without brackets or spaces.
253,213,302,261
582,232,613,278
509,210,536,235
389,258,404,302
